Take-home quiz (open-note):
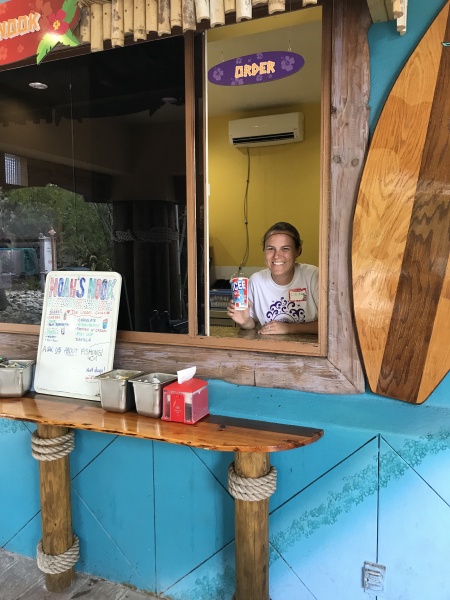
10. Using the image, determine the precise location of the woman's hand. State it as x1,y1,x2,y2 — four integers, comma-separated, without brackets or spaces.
258,321,291,335
227,300,256,330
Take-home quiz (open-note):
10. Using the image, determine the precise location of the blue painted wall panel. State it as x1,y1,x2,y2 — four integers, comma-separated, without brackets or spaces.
0,421,39,549
72,433,156,589
70,429,119,478
268,548,316,600
164,543,236,600
270,438,378,599
270,429,376,509
378,438,450,600
383,431,450,505
3,514,41,558
153,442,235,592
73,495,152,589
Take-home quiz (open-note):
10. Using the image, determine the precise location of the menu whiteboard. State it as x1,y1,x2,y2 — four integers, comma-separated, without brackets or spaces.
34,271,122,400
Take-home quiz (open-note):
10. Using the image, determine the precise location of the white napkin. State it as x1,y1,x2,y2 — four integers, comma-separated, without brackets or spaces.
177,366,196,384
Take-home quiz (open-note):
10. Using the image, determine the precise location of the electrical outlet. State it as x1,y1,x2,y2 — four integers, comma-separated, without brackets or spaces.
363,561,386,595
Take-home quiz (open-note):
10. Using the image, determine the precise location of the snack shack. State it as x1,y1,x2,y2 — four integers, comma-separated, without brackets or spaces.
1,0,450,599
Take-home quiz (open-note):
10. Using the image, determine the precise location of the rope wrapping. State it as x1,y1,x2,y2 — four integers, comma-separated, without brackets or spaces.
36,535,80,574
31,430,75,461
228,462,277,501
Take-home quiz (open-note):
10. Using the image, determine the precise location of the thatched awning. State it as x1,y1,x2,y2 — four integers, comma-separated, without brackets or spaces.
75,0,407,53
75,0,321,52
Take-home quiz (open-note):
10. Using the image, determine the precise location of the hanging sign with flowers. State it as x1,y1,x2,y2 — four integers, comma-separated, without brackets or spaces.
0,0,80,67
208,51,305,87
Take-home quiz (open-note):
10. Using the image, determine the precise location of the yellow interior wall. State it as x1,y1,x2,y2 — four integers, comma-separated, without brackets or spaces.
208,103,321,270
207,7,321,41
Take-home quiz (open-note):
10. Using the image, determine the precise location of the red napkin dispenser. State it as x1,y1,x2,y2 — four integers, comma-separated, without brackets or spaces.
161,378,209,424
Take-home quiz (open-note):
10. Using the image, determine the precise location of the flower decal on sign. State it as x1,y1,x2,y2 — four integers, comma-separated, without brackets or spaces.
49,9,70,34
36,0,79,64
35,0,53,32
281,55,296,72
212,67,224,82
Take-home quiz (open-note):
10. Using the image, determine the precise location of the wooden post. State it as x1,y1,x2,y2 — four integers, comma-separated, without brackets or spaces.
37,424,75,592
234,451,270,600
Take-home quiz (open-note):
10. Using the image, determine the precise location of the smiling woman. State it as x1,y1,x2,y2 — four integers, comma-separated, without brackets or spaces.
227,222,319,336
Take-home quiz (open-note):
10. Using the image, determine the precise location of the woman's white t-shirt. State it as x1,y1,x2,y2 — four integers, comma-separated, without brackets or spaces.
249,263,318,326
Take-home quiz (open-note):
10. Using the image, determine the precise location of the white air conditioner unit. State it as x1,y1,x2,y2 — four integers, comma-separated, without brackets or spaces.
229,112,304,148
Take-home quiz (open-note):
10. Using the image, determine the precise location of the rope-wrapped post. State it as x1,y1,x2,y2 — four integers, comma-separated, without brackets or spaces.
229,452,277,600
33,425,77,592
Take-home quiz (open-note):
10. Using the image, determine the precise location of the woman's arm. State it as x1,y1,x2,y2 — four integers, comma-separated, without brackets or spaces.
227,300,257,330
258,320,318,335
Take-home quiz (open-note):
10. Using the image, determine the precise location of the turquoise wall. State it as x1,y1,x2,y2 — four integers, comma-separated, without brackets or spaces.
369,0,446,131
1,2,450,598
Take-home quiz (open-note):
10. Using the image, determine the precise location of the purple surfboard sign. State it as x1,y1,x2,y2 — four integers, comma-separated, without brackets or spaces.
208,51,305,86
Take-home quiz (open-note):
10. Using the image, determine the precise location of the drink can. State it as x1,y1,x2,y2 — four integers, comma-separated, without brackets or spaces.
230,277,248,310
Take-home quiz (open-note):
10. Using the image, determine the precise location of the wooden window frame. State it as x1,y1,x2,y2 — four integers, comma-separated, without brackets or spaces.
0,0,369,395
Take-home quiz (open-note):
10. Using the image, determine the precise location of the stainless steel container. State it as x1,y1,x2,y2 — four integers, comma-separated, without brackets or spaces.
130,373,177,418
0,360,35,397
96,369,144,413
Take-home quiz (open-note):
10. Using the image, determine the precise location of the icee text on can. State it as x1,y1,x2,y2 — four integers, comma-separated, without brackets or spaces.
230,277,248,310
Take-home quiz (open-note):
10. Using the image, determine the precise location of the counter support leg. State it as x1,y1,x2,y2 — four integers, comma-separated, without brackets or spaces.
35,424,76,592
232,451,272,600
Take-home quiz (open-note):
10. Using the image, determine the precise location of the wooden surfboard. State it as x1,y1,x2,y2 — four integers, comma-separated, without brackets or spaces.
352,1,450,404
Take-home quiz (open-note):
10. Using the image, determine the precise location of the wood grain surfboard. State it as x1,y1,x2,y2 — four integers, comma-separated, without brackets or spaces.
352,1,450,404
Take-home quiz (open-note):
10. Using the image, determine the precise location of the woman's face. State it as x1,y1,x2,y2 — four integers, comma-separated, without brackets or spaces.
263,233,301,285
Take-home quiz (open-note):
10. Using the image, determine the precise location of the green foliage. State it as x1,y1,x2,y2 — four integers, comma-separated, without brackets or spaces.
0,186,114,272
36,35,59,65
61,0,80,23
58,30,80,49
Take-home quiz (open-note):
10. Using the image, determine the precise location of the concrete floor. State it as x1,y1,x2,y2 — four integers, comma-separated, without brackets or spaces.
0,548,164,600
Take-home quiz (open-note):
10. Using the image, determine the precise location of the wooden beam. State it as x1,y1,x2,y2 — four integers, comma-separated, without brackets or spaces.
328,0,370,391
234,452,270,600
37,424,75,592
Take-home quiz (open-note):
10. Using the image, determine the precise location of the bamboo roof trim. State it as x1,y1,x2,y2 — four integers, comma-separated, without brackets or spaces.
75,0,319,51
75,0,408,53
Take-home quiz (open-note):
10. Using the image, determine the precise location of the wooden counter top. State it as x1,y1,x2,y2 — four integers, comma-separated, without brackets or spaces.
210,325,319,345
0,393,323,452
